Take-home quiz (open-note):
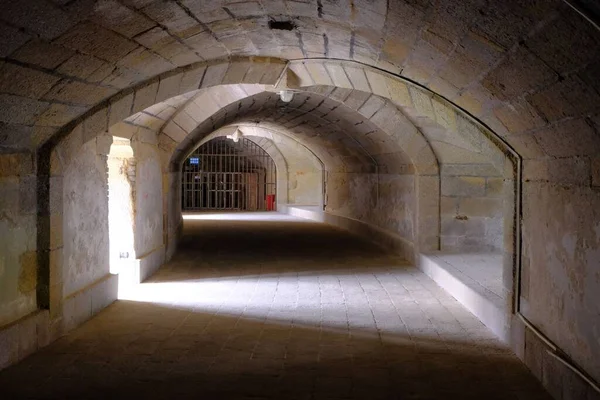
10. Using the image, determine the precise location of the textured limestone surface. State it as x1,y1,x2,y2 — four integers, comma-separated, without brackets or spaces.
62,140,109,297
0,153,37,326
132,141,163,258
0,213,551,400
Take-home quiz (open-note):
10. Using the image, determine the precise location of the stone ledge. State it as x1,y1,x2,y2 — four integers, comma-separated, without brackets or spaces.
62,273,118,332
0,310,50,372
138,245,166,283
418,252,510,343
280,204,414,263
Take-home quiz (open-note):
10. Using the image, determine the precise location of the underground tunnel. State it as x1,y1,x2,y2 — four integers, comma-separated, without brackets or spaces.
0,1,599,399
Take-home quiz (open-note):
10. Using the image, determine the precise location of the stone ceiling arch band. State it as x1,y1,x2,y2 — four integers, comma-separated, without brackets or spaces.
0,2,598,399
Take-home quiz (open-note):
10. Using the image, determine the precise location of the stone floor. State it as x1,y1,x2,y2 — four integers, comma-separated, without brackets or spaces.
0,212,551,399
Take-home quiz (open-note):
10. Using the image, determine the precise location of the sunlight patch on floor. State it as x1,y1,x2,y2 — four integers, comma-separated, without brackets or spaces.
182,211,310,222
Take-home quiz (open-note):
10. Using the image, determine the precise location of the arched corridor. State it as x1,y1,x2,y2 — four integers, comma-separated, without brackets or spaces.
0,1,599,399
0,212,550,400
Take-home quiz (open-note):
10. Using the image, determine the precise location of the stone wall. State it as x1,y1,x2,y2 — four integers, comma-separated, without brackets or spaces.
132,140,163,259
521,182,600,384
440,163,504,252
62,139,110,297
327,170,416,255
0,154,37,327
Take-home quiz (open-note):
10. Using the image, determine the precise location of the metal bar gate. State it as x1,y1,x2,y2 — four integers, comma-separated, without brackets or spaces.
182,137,277,211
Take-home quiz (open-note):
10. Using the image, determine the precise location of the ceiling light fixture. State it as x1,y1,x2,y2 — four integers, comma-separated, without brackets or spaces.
226,129,243,143
279,90,294,102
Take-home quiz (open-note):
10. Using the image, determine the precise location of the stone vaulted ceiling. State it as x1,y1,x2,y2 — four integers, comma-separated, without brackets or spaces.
0,0,599,164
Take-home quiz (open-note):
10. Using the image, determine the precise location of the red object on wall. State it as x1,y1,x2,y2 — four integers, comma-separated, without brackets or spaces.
266,194,275,211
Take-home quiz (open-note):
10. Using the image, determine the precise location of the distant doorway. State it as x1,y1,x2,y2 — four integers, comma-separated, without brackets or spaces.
182,137,277,211
107,137,135,275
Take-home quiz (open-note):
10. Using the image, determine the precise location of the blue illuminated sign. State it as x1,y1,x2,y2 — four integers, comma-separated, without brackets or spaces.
189,157,199,165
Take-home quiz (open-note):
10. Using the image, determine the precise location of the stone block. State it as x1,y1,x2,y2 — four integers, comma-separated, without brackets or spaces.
83,108,108,143
282,62,311,88
43,80,117,106
534,118,600,158
17,313,38,359
340,66,367,93
0,24,30,58
209,84,247,108
109,92,134,127
0,94,50,125
143,1,203,38
440,196,458,215
504,132,545,160
486,178,504,198
414,148,439,176
163,121,187,143
524,157,590,186
471,0,556,50
441,163,502,177
409,87,436,121
36,103,88,127
201,62,229,88
0,177,19,213
441,216,485,237
0,154,23,176
431,97,457,132
35,311,50,349
57,53,108,80
458,197,503,217
440,32,504,88
386,79,412,107
96,133,113,155
428,76,460,101
525,9,599,76
325,63,352,89
482,46,557,101
156,73,183,103
49,248,63,287
4,0,75,40
49,213,63,250
57,23,137,63
173,111,197,134
0,323,18,370
184,95,214,121
441,176,486,197
527,76,600,122
131,112,163,131
92,0,156,38
365,70,390,98
593,157,600,187
358,95,385,119
256,61,287,85
454,91,482,116
132,81,158,114
11,39,74,70
179,65,206,94
49,283,63,320
493,99,546,134
117,47,173,78
134,126,158,145
146,101,172,119
109,121,137,139
222,60,250,85
19,175,37,215
304,62,333,86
